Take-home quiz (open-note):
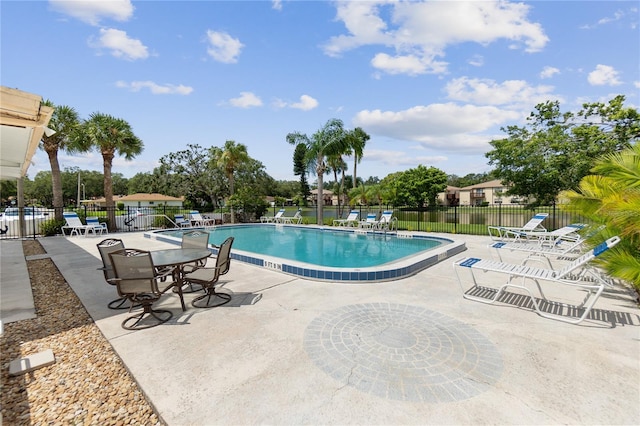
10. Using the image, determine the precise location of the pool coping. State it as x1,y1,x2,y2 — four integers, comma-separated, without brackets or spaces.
144,224,467,283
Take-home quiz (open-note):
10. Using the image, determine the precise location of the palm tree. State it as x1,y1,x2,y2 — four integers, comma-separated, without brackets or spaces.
40,100,81,220
287,118,347,225
346,127,370,190
326,153,348,217
217,140,249,224
560,143,640,288
78,113,143,231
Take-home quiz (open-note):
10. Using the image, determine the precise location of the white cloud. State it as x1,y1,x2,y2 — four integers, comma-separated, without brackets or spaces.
273,95,319,111
323,0,548,76
115,81,193,95
468,55,484,67
205,30,244,63
353,103,520,151
444,77,558,107
229,92,263,108
291,95,319,111
540,66,560,79
89,28,149,60
364,149,448,167
49,0,134,26
634,81,640,89
588,64,622,86
272,0,282,11
371,53,447,76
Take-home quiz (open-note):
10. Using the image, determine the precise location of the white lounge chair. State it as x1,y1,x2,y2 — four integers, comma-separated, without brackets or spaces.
489,236,585,267
487,213,549,241
86,216,107,235
278,210,303,224
261,209,285,223
375,210,397,231
358,213,378,229
174,214,191,228
454,236,620,324
62,212,95,237
333,210,360,227
189,210,215,226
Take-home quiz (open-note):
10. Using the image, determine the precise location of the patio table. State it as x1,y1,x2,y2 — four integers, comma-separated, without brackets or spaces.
151,248,211,311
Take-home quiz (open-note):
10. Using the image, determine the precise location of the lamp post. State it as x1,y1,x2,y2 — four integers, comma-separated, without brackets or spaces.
81,183,85,203
76,172,81,209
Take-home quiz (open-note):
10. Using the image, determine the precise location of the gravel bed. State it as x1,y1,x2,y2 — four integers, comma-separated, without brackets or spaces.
1,240,163,425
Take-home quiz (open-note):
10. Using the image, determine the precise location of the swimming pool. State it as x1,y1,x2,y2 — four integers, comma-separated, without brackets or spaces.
146,224,466,283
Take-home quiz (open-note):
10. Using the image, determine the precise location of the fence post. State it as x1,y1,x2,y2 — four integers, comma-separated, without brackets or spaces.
454,205,457,233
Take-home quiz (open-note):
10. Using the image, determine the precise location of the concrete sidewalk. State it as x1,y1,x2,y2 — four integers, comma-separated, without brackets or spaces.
5,232,640,424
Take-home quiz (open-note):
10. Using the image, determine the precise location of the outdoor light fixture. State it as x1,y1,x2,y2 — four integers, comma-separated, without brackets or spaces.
43,126,56,137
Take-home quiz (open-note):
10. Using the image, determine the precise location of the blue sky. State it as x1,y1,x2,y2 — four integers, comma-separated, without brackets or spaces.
2,0,639,183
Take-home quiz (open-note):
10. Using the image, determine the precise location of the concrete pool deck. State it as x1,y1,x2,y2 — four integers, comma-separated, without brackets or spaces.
5,231,640,424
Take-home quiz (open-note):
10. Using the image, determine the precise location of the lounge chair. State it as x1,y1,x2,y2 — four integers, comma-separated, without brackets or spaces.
453,236,620,324
487,213,549,241
260,209,285,223
333,210,360,227
375,210,398,231
109,248,175,330
358,213,378,229
278,210,303,224
62,212,95,237
184,237,234,308
189,210,215,226
174,214,191,228
490,236,585,268
86,216,108,235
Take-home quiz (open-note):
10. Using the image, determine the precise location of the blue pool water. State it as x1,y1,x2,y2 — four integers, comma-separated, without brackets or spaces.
147,224,465,282
208,225,437,267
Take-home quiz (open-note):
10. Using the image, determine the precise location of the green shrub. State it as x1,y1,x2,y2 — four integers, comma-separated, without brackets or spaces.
40,219,66,236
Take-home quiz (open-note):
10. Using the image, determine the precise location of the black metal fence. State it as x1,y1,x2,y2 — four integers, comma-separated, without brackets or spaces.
0,203,588,240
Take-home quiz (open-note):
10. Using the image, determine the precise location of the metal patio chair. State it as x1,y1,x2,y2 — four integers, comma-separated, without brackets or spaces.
109,248,174,330
184,237,234,308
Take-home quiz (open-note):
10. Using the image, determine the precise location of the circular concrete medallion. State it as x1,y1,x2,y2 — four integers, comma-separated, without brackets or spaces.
303,303,503,402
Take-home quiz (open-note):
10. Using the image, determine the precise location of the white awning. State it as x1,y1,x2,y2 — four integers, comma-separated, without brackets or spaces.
0,86,54,180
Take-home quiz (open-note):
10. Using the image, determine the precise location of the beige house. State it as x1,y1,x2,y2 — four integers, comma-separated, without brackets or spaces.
439,180,518,206
307,189,348,206
458,179,511,206
89,193,184,209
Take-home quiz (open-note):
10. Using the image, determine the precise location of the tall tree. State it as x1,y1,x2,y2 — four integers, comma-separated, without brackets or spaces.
40,100,81,220
326,153,347,216
287,118,347,225
217,140,249,224
78,113,143,231
345,127,370,190
293,142,310,205
486,96,639,205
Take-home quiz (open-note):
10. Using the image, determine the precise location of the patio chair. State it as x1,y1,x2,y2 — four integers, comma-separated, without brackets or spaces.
86,216,108,235
490,235,585,268
109,248,174,330
185,237,235,308
358,213,378,229
174,214,191,228
375,210,398,231
487,213,549,241
278,209,303,224
189,210,215,226
333,210,360,227
96,238,130,310
62,212,94,237
179,230,211,291
260,209,285,223
453,236,620,324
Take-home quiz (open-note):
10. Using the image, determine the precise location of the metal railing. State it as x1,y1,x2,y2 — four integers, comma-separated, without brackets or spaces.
0,203,588,240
